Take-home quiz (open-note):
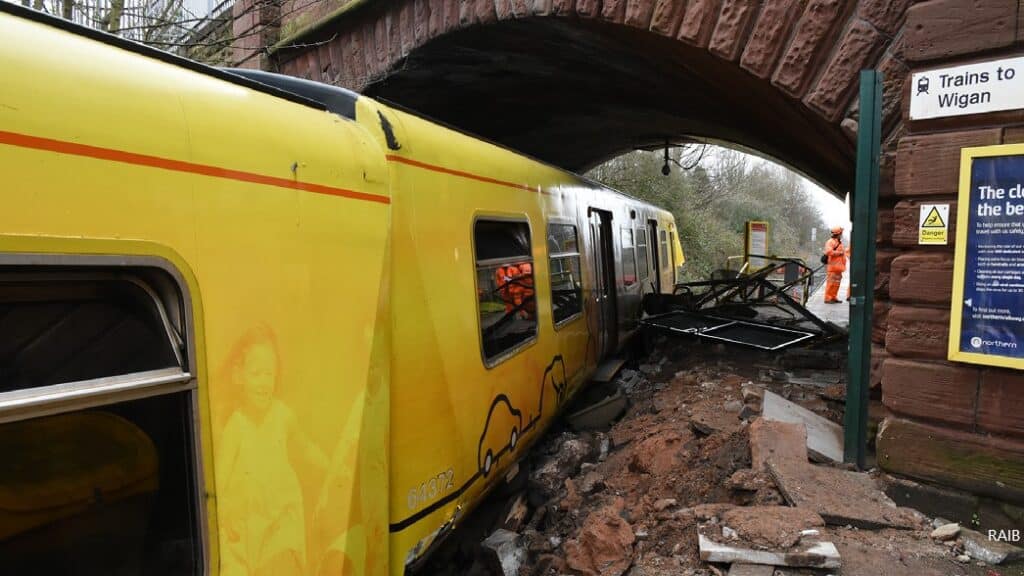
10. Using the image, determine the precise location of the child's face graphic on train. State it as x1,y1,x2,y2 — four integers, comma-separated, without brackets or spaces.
241,342,276,412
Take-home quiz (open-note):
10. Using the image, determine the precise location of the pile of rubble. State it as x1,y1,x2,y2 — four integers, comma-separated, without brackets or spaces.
414,340,1023,576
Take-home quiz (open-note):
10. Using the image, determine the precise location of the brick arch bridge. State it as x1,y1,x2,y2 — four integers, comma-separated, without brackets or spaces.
235,0,1024,530
256,0,915,194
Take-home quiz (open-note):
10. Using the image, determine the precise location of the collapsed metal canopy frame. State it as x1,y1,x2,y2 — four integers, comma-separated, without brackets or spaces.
670,255,845,340
642,311,817,351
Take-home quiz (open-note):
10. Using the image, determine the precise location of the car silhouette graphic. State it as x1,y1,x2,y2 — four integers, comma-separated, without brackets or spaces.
477,394,523,478
530,355,568,428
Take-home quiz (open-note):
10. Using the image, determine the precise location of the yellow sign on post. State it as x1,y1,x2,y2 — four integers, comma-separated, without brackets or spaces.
918,203,949,245
745,221,769,270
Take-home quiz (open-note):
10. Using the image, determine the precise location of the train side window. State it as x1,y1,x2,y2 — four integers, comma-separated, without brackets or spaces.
0,266,202,576
547,223,582,326
621,227,636,286
659,229,669,270
636,228,649,283
474,219,538,365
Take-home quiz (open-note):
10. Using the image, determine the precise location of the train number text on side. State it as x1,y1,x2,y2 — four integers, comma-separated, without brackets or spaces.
407,468,455,510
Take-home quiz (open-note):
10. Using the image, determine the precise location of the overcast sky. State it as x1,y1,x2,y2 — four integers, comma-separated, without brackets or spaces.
808,180,852,232
703,146,852,234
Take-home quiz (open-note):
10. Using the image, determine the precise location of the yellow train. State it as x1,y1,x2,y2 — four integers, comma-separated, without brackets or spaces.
0,4,684,574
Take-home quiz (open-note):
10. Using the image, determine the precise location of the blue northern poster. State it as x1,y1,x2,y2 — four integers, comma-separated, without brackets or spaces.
959,155,1024,360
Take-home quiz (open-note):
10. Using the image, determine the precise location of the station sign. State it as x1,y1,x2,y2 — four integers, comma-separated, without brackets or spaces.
949,145,1024,369
910,56,1024,120
918,203,949,245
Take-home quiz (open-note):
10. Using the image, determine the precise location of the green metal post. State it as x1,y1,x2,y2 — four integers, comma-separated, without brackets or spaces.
844,70,882,470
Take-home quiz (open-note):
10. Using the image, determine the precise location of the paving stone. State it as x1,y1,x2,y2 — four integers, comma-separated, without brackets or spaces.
762,391,842,463
766,458,919,530
749,418,808,471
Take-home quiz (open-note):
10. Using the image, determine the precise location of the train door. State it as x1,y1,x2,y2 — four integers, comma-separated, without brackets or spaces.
647,219,660,293
670,230,678,283
588,208,617,357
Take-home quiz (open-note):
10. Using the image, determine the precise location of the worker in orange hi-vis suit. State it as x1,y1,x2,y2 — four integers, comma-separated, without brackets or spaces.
823,226,846,304
845,244,852,301
495,264,520,313
516,262,536,319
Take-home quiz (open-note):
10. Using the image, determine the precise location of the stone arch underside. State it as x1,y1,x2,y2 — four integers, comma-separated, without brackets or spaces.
270,0,911,197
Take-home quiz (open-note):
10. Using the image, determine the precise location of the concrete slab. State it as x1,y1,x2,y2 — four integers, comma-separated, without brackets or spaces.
762,390,843,463
727,564,774,576
766,458,919,530
698,533,841,569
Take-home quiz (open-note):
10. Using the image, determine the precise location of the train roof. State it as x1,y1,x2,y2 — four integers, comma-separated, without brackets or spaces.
1,2,672,217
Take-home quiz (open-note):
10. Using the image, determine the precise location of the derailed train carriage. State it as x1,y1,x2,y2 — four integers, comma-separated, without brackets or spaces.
0,4,685,574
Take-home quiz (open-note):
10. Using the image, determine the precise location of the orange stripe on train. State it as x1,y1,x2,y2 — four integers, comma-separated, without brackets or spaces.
0,129,391,205
386,155,555,195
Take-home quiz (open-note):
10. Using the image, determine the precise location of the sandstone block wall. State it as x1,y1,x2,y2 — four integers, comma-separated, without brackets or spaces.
877,0,1024,506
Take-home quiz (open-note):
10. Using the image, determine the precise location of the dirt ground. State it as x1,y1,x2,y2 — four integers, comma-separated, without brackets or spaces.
412,337,1024,576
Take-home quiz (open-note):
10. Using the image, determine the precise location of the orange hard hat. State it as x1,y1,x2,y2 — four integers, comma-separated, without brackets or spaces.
830,226,844,235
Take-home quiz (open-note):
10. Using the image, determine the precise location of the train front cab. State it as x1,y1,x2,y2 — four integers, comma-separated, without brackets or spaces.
1,9,395,575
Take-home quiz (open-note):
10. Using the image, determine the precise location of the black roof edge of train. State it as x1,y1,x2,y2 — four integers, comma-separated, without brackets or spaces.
221,68,359,120
0,1,359,120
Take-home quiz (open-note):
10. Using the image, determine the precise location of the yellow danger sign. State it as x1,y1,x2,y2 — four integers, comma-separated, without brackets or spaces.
919,203,949,245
